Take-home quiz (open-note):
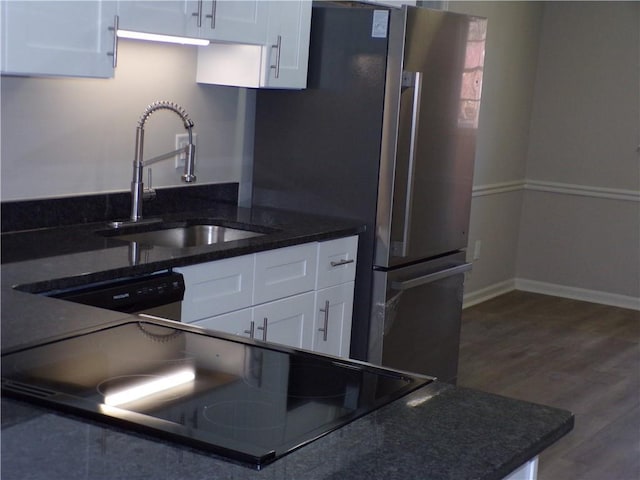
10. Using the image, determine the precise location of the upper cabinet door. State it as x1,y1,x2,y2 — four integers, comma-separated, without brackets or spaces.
196,0,311,89
116,1,267,44
260,0,311,89
197,0,268,44
117,1,192,37
1,1,117,78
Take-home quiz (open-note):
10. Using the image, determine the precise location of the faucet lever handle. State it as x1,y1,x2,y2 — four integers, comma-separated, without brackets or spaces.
143,168,157,201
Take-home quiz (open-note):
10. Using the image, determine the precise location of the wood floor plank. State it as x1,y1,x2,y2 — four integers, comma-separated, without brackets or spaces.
458,291,640,480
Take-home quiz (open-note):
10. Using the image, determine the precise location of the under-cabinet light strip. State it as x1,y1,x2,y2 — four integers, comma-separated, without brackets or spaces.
117,30,210,46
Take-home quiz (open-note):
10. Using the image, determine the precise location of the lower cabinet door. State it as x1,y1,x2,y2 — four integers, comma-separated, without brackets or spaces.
313,283,354,358
253,292,315,349
192,292,315,350
192,308,253,339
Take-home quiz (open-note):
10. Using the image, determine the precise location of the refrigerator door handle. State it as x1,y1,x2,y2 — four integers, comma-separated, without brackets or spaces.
395,71,422,257
391,263,472,291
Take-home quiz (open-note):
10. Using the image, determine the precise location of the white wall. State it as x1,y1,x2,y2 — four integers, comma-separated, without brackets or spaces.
0,39,255,201
450,1,639,310
445,1,544,303
517,1,640,307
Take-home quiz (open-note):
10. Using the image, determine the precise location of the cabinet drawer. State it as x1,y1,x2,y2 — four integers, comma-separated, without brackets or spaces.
316,236,358,290
253,243,317,305
176,254,254,322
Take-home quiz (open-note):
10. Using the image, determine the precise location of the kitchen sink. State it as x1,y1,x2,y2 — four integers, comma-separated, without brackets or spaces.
98,220,270,248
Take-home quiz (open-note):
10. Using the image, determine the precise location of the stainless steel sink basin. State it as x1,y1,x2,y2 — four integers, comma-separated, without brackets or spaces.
113,224,265,248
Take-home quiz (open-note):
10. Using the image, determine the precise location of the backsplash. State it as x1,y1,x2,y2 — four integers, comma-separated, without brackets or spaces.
1,183,238,233
0,40,254,202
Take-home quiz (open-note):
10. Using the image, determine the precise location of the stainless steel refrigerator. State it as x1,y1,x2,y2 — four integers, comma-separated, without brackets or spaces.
252,2,486,383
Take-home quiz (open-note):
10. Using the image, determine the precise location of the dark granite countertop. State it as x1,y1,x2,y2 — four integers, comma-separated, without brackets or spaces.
1,188,573,480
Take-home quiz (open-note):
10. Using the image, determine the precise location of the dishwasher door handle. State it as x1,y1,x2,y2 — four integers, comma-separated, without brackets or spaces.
391,263,472,291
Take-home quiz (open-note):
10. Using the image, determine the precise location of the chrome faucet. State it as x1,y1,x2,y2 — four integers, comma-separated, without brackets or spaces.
113,101,197,228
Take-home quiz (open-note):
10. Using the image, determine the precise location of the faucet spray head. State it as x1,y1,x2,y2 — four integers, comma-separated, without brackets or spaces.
182,142,197,183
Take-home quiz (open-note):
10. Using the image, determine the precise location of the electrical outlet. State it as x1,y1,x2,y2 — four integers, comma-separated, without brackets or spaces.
473,240,482,260
175,133,196,169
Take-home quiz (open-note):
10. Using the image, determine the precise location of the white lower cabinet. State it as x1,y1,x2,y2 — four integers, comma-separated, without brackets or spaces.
192,308,254,340
175,254,254,321
503,457,538,480
193,292,315,350
253,242,317,305
312,283,354,358
178,236,358,358
253,292,315,348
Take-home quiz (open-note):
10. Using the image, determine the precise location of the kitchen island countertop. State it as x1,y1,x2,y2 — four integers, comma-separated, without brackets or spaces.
1,197,573,480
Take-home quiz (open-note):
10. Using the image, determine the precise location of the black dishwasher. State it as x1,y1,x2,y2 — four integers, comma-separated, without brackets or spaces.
46,271,185,321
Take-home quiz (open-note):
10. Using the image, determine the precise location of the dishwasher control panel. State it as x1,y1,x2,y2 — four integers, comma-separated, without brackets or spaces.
47,271,185,314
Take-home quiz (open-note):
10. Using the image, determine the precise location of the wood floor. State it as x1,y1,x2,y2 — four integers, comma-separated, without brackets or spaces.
457,291,640,480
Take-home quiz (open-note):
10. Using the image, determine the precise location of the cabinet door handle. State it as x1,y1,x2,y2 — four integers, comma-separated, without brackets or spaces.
192,0,203,27
270,35,282,79
318,300,330,341
107,15,119,68
256,317,268,341
205,0,217,29
330,259,354,267
243,320,255,339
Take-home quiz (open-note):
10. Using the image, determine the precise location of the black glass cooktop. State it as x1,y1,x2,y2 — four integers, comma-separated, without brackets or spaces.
1,319,430,469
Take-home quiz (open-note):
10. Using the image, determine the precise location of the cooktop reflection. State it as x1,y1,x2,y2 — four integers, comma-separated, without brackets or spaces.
1,319,431,469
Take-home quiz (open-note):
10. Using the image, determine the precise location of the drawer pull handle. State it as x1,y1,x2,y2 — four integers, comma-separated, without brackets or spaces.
243,321,255,339
256,317,268,342
318,300,330,341
330,259,354,267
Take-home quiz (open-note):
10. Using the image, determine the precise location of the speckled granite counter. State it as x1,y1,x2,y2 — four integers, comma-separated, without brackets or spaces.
1,189,573,480
2,382,572,480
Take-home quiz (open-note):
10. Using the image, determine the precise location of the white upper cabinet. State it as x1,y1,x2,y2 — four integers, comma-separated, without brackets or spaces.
1,1,117,78
196,0,311,89
196,1,268,44
117,1,268,44
1,0,309,87
260,0,312,88
116,1,192,38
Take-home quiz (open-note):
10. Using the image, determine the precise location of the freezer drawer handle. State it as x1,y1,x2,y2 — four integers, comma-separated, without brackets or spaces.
330,259,354,267
391,263,472,291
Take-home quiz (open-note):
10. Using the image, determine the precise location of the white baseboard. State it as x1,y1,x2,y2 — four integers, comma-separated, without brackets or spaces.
462,279,516,309
515,279,640,311
464,278,640,311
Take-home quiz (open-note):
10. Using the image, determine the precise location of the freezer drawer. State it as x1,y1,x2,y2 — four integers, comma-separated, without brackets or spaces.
368,252,470,383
